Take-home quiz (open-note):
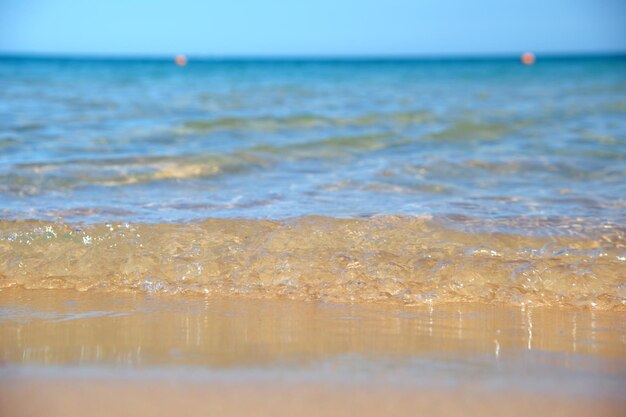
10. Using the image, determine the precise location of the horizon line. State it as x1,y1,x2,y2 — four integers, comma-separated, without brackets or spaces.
1,50,625,62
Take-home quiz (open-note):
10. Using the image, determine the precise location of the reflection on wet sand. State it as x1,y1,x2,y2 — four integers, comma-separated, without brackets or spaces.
1,288,624,369
1,288,625,417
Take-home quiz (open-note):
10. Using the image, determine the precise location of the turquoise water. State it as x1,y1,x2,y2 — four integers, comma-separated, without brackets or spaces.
1,56,625,229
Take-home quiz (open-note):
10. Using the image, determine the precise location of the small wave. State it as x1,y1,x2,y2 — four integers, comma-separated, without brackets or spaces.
12,123,45,133
1,153,268,191
0,216,623,310
425,121,515,141
1,133,404,193
0,136,20,150
250,133,401,159
179,110,435,134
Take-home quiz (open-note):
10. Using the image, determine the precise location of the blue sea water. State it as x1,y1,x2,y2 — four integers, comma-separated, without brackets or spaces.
0,56,625,228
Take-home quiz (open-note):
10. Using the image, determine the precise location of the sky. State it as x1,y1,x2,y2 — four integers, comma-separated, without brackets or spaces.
1,0,625,57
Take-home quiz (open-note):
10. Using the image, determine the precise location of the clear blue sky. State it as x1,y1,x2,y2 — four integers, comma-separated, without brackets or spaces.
1,0,625,56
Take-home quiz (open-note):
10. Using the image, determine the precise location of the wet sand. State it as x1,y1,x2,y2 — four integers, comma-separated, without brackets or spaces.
1,372,624,417
0,288,625,416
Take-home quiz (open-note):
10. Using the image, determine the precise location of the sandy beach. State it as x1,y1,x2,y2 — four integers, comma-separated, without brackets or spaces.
2,372,624,417
1,288,624,416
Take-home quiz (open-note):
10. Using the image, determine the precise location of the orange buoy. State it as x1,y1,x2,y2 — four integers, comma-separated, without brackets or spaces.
175,54,188,67
521,52,535,65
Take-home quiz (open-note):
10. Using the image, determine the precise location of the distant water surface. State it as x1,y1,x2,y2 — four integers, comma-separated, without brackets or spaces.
1,56,624,225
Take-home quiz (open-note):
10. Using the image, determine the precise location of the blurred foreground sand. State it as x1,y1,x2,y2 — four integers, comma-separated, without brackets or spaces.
1,374,624,417
0,288,624,416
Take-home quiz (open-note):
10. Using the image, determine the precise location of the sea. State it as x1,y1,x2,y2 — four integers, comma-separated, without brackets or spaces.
0,55,625,309
1,56,626,415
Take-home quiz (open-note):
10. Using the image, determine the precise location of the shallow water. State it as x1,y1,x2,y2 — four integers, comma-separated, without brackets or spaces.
1,56,625,224
0,216,624,309
1,56,625,308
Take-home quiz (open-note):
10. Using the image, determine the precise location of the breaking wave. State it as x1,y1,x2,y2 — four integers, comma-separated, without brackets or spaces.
1,216,624,310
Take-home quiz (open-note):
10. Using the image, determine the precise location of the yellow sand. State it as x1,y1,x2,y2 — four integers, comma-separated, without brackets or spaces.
1,375,623,417
0,288,625,416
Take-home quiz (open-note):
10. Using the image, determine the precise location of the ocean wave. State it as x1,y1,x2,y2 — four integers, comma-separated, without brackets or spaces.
0,154,265,191
0,216,623,310
178,110,435,134
424,120,525,142
0,133,403,192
